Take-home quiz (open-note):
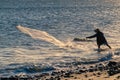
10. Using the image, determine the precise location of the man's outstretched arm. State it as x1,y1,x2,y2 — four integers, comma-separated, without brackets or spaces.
86,34,97,38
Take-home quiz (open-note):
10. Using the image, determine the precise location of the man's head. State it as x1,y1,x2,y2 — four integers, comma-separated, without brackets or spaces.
94,28,100,33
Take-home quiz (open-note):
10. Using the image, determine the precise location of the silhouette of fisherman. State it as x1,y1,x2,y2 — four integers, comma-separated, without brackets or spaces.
86,28,111,51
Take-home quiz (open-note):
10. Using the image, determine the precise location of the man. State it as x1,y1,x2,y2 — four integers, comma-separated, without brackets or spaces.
86,28,111,51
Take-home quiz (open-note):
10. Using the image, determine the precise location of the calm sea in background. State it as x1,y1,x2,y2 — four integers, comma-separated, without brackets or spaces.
0,0,120,77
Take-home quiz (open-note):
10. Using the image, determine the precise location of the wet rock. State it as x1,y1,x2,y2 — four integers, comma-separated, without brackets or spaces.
42,73,50,77
116,76,120,79
107,61,120,76
114,52,120,55
64,71,72,78
84,74,88,78
51,71,58,76
78,69,87,73
49,77,54,80
97,72,101,76
19,78,28,80
96,63,105,71
55,76,61,80
59,70,66,77
74,77,77,79
47,76,60,80
1,78,19,80
107,61,117,67
88,66,94,72
77,66,88,73
34,74,43,79
93,73,96,76
51,71,61,76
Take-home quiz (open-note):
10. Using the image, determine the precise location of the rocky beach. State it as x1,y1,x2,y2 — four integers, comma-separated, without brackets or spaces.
1,52,120,80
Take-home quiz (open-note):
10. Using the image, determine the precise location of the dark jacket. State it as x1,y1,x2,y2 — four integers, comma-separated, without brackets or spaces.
86,31,108,46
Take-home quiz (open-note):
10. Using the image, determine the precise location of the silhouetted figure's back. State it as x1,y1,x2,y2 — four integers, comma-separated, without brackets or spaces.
86,29,111,50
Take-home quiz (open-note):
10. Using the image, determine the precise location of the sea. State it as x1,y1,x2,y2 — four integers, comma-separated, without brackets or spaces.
0,0,120,77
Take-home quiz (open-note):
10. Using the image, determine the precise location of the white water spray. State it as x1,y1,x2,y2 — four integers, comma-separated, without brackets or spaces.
17,25,66,47
16,25,94,50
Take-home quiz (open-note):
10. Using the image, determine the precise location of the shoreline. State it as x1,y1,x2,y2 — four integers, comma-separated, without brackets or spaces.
0,57,120,80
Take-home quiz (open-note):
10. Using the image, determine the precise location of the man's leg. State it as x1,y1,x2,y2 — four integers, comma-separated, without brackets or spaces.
106,43,111,49
98,45,101,52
